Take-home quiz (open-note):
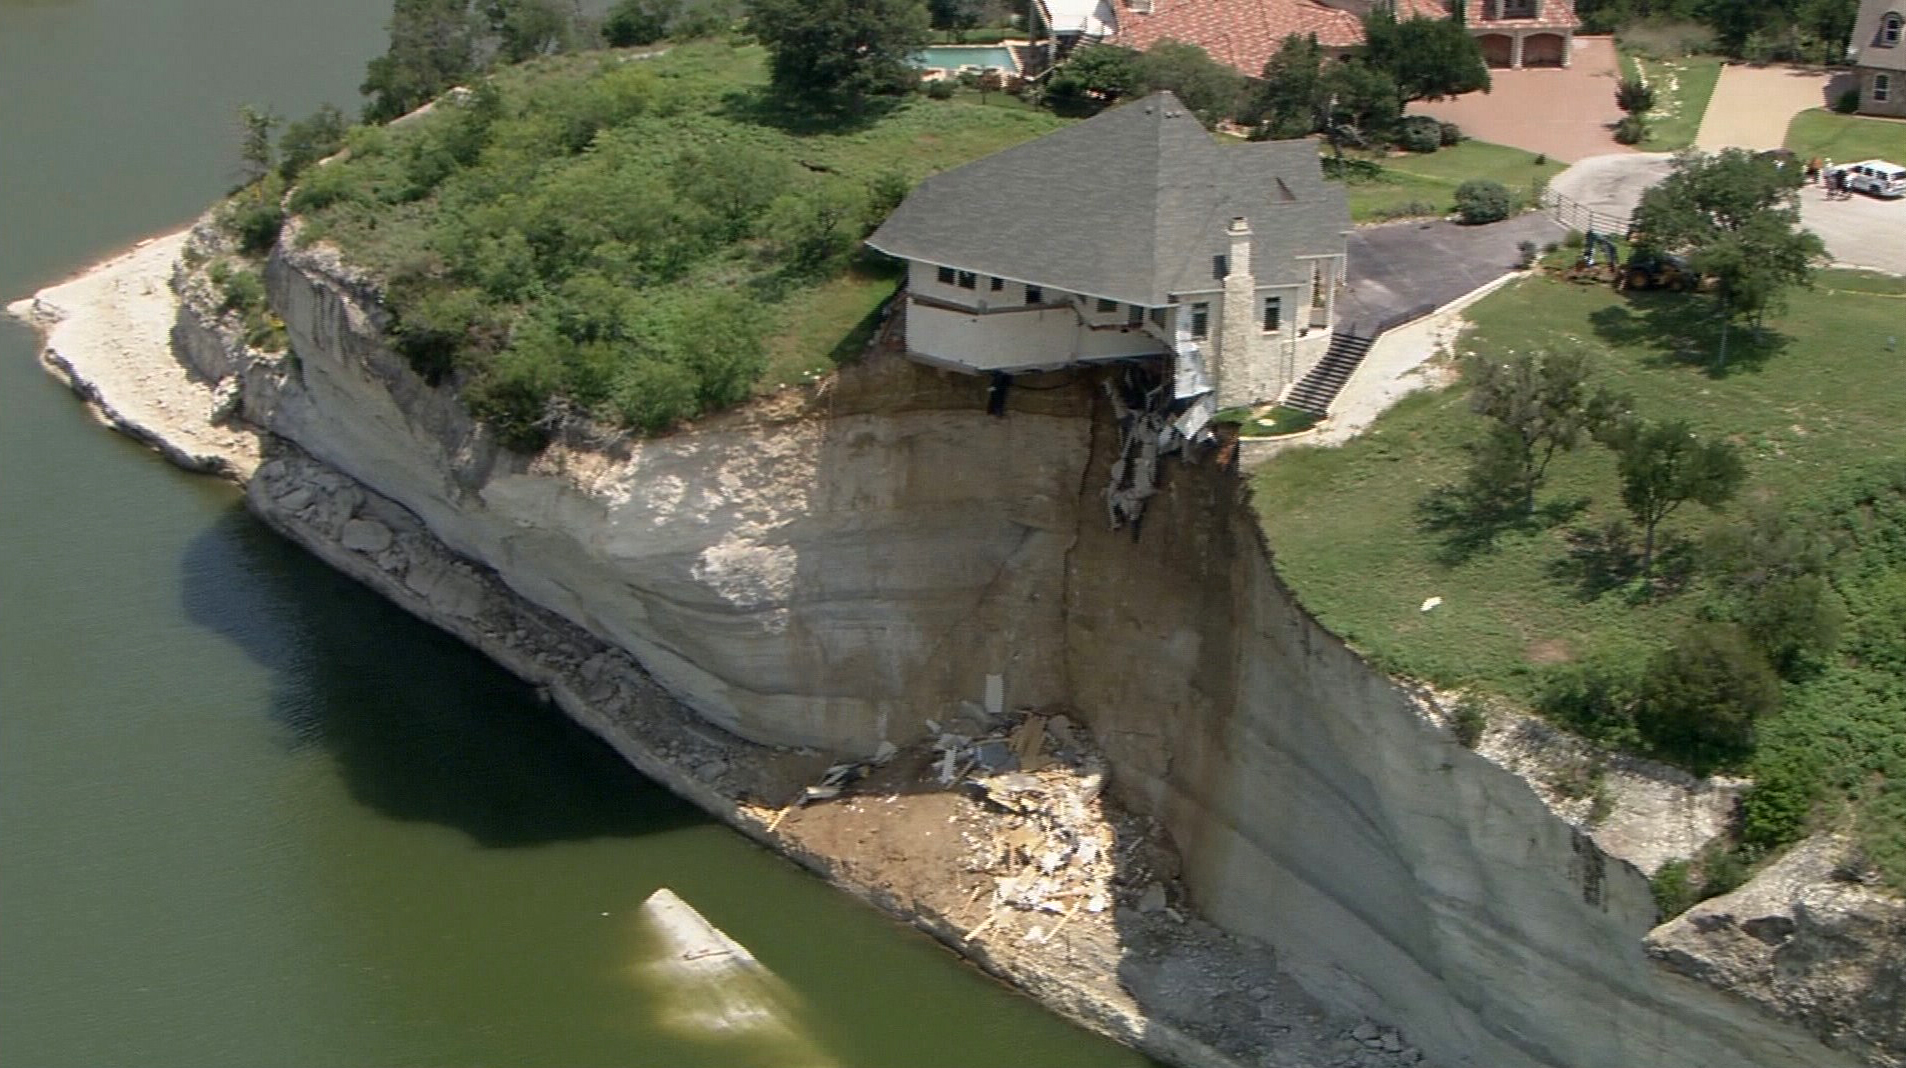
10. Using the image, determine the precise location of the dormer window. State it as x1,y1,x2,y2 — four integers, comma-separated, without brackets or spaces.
1885,12,1902,45
1500,0,1535,17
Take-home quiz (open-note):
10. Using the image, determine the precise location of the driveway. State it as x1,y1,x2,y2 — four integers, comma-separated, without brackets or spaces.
1340,213,1566,335
1545,152,1906,273
1693,64,1838,151
1407,36,1630,163
1799,185,1906,274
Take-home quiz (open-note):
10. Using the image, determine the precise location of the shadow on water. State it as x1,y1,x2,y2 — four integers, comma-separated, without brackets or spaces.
179,503,704,847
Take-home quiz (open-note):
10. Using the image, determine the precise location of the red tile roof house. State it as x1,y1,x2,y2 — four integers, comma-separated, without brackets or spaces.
1113,0,1582,75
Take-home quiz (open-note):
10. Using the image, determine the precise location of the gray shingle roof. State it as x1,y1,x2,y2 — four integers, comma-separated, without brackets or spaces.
864,92,1350,307
1850,0,1906,71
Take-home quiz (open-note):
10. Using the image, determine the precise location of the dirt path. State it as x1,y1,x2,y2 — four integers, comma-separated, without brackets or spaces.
1694,64,1836,151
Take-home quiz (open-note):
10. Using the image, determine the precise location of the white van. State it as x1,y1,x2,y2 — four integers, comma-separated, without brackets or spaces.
1841,160,1906,198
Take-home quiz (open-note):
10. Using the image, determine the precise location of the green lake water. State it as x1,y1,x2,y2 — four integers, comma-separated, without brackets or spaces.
0,3,1151,1064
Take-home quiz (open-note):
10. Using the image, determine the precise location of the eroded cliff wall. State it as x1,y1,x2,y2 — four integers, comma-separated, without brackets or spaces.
170,225,1870,1068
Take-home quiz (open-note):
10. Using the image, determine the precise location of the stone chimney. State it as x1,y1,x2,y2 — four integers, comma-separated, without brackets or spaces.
1225,216,1252,281
1218,216,1263,408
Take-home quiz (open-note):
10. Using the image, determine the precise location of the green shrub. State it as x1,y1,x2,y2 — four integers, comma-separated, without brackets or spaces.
1613,114,1647,145
926,78,956,99
1371,199,1441,221
1834,88,1861,115
1614,77,1656,116
1636,624,1781,773
1538,656,1642,747
603,0,678,46
1437,120,1464,146
1453,178,1513,225
1651,859,1697,918
1393,115,1442,153
1451,700,1488,747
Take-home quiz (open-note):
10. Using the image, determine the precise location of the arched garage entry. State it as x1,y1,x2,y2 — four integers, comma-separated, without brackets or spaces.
1522,32,1567,66
1478,33,1514,68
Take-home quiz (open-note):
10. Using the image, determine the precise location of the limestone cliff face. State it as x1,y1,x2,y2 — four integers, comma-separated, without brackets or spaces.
175,222,1876,1068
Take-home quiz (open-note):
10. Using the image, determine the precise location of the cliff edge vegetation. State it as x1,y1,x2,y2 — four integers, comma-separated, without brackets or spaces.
217,40,1065,449
1252,269,1906,896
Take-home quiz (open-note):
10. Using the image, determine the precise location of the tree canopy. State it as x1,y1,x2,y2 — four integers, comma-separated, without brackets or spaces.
1463,349,1625,514
1630,149,1825,366
1601,416,1747,577
1131,39,1244,127
1360,9,1489,102
745,0,931,111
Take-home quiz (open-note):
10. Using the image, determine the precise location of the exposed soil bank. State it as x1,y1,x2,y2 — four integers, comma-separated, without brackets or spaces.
12,219,1898,1068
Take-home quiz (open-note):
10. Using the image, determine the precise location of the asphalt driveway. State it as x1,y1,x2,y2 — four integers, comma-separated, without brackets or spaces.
1340,213,1566,335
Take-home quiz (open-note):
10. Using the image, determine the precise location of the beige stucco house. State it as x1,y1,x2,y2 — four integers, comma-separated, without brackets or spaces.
1849,0,1906,117
864,92,1351,421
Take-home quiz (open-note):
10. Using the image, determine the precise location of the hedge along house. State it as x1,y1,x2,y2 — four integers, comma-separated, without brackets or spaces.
1848,0,1906,117
865,91,1351,429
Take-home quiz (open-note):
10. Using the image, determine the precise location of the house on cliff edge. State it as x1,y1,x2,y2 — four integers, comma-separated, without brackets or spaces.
865,91,1352,420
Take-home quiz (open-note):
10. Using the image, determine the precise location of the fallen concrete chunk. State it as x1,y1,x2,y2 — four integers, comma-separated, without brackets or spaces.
633,888,836,1067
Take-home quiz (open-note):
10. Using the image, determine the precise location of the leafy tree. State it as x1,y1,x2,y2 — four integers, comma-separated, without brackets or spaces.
745,0,931,110
670,144,793,240
765,181,869,274
1463,350,1625,514
1360,9,1489,102
1615,76,1655,115
1636,623,1781,771
1247,33,1327,137
1601,417,1747,578
927,0,984,37
482,0,575,62
1042,43,1141,111
277,104,348,180
1629,148,1825,367
603,0,680,46
1318,59,1402,146
1132,39,1244,127
361,0,481,123
237,105,281,185
1703,504,1844,677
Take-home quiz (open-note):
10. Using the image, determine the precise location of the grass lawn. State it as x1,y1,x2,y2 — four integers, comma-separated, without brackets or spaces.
1785,108,1906,164
1251,269,1906,696
762,257,903,389
1251,268,1906,883
1331,140,1566,222
1617,52,1722,151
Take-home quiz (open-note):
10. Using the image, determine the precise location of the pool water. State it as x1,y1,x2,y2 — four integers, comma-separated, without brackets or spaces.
911,45,1019,71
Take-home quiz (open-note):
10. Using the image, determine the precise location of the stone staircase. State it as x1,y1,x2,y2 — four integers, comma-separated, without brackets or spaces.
1284,332,1375,417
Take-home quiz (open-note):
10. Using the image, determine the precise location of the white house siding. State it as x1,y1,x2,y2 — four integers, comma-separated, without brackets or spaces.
905,300,1168,372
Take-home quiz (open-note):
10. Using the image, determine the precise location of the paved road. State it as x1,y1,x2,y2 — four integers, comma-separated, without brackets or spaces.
1546,153,1906,274
1407,37,1631,163
1694,64,1841,152
1340,213,1566,335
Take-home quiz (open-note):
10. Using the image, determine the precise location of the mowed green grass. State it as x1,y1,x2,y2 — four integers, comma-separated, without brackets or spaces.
1785,108,1906,164
1250,270,1906,697
1616,53,1722,151
1337,140,1566,222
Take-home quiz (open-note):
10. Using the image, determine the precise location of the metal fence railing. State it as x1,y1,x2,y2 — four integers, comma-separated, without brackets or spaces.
1539,188,1630,238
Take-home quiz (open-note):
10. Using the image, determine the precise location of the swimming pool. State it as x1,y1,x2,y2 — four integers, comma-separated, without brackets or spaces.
910,45,1019,72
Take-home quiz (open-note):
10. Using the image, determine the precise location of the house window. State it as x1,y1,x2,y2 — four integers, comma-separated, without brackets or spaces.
1501,0,1534,15
957,270,977,290
990,276,1004,292
937,266,955,285
1127,304,1145,325
1190,302,1210,339
1096,297,1118,313
1261,296,1282,333
1878,73,1894,102
1311,262,1328,308
1025,285,1044,305
1212,254,1227,280
1885,13,1902,45
1149,307,1167,329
